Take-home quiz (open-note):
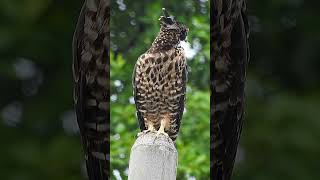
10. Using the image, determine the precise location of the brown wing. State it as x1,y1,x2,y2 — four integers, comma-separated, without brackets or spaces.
132,52,160,132
211,0,249,179
72,0,110,179
132,54,146,131
168,50,187,141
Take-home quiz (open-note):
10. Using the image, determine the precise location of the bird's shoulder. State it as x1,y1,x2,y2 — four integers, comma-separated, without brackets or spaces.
136,52,156,64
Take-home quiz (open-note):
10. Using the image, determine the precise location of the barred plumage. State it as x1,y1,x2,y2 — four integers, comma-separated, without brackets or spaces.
133,8,188,141
72,0,110,179
211,0,249,179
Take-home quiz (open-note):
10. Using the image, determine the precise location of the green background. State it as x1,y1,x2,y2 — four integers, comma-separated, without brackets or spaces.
0,0,319,180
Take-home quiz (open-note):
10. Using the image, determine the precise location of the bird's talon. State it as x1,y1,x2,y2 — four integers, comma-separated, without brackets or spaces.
156,130,169,137
137,129,156,137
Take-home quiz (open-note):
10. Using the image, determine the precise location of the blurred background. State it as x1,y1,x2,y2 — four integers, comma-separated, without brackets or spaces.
0,0,86,180
110,0,210,179
0,0,320,180
234,0,320,180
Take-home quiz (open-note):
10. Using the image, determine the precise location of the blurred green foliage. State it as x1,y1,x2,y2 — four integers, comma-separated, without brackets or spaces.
0,0,319,180
110,0,210,179
0,0,86,180
234,0,320,180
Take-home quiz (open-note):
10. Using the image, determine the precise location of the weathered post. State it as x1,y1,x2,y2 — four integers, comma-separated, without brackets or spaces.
128,132,178,180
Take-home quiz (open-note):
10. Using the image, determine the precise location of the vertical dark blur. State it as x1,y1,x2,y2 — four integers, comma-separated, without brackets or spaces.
0,0,86,179
233,0,320,180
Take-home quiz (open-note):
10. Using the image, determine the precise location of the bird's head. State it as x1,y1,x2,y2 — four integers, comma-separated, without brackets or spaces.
159,8,189,41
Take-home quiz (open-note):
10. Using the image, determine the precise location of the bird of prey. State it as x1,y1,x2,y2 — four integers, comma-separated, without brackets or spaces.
133,8,189,141
211,0,249,179
72,0,109,179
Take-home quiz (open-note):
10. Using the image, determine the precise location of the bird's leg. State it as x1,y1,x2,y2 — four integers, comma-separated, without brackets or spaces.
145,123,156,133
153,119,170,143
137,122,156,137
156,121,169,137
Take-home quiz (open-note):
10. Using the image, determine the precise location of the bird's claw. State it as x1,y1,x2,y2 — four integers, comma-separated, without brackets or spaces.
156,131,169,137
137,129,156,137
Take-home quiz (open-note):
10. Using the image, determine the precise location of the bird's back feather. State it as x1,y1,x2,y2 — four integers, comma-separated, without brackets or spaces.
133,47,187,141
72,0,110,179
211,0,249,179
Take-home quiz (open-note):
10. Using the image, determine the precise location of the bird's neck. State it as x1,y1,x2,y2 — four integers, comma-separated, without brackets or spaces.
148,28,180,53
